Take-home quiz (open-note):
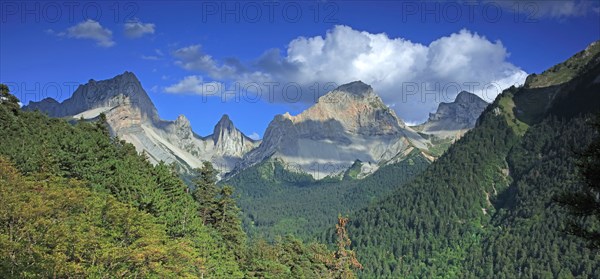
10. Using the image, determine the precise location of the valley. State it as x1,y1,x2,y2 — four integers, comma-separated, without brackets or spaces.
2,2,599,277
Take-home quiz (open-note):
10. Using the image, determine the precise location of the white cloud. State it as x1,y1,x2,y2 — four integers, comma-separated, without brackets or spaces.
164,75,224,96
248,132,261,140
404,121,422,127
173,26,528,122
492,0,599,18
124,20,155,38
173,45,245,80
141,48,164,61
62,20,115,47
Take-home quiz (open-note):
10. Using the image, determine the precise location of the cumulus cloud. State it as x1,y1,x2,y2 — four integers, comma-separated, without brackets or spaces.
172,26,528,122
164,76,224,96
61,20,115,47
124,20,156,38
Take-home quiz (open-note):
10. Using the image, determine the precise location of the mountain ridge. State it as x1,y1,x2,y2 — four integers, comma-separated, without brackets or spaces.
413,91,489,139
24,73,489,180
229,81,429,179
25,71,159,121
24,72,258,175
343,39,600,278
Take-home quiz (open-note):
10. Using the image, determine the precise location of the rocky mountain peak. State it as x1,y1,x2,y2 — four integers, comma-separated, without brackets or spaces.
286,81,403,136
314,81,378,106
230,81,425,179
21,71,260,177
40,97,59,104
334,80,374,96
215,114,234,131
175,114,191,128
212,114,238,143
416,91,488,138
23,71,158,121
107,71,138,83
427,91,487,122
210,114,256,157
454,91,480,104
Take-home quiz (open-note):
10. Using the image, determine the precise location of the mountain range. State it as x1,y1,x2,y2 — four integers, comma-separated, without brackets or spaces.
24,73,488,180
5,36,600,279
24,72,258,176
344,40,600,278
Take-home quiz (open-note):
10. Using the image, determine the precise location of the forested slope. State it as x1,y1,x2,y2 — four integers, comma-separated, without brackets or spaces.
225,151,429,240
344,42,600,278
0,84,359,278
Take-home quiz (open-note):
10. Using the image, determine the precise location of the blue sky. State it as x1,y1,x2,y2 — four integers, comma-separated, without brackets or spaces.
1,0,599,138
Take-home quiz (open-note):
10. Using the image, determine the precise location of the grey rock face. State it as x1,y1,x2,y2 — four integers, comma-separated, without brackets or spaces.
212,114,257,158
26,73,485,181
428,91,488,124
24,71,158,122
231,81,429,179
302,81,406,136
24,72,258,176
416,91,488,138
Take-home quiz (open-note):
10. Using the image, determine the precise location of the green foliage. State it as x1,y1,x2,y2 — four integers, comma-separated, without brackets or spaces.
498,90,529,136
193,163,247,257
0,157,205,277
556,114,600,248
0,87,245,277
0,84,20,113
526,41,600,88
424,136,456,157
192,162,220,225
346,105,517,278
343,54,600,278
332,216,363,279
0,85,350,278
243,236,334,278
213,185,247,253
464,116,600,278
226,151,429,240
343,160,363,180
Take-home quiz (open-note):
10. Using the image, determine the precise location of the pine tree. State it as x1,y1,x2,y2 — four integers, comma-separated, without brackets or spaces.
0,84,20,113
214,185,246,252
557,114,600,248
332,216,362,279
192,161,219,225
96,112,109,136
